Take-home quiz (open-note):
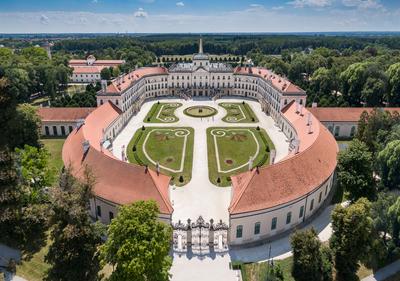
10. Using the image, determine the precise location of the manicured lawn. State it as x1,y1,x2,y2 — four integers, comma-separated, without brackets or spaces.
241,257,375,281
219,102,259,123
41,138,65,185
144,102,182,123
16,236,51,281
207,127,274,186
241,257,294,281
183,105,217,118
127,127,194,186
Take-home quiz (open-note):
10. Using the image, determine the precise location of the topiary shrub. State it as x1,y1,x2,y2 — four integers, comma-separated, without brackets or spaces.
132,145,136,152
256,126,260,131
217,177,221,184
266,146,270,152
142,125,145,131
179,175,184,183
147,117,150,122
252,117,255,122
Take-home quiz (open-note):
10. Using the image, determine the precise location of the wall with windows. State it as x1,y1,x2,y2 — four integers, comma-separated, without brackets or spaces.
321,121,357,139
229,173,334,245
71,73,101,83
41,121,77,137
89,197,172,225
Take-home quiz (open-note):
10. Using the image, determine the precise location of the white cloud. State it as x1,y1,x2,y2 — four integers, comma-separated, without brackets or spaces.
272,6,285,10
342,0,383,9
134,8,148,18
288,0,333,8
40,14,49,25
250,4,263,8
176,2,184,7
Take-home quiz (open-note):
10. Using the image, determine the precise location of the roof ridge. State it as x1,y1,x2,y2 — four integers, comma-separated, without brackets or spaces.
148,169,173,214
229,169,257,213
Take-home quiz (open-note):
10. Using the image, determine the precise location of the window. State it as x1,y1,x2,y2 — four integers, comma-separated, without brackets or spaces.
271,217,277,230
299,206,304,218
350,126,356,137
109,211,114,221
61,126,66,136
310,199,314,211
254,222,261,235
97,206,102,217
334,126,340,137
69,126,73,133
236,225,243,238
286,212,292,224
45,126,50,135
52,126,58,136
318,192,322,203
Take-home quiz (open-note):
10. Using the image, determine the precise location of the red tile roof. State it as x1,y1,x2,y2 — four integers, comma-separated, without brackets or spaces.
72,66,104,74
37,107,95,122
234,66,305,94
69,59,125,67
105,67,168,94
308,107,400,122
229,103,338,214
62,102,173,215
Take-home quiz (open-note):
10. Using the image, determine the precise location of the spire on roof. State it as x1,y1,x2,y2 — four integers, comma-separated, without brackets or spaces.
199,37,203,54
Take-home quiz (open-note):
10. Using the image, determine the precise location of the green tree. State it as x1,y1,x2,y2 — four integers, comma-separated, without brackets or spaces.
291,228,332,281
361,77,386,107
8,104,41,149
0,148,48,258
100,67,111,80
386,63,400,106
330,198,374,281
337,140,375,201
15,145,54,201
388,197,400,247
100,200,172,281
378,140,400,190
45,168,103,281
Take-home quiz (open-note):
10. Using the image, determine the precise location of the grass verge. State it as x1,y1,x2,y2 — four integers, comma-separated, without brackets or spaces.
126,127,194,186
207,127,274,186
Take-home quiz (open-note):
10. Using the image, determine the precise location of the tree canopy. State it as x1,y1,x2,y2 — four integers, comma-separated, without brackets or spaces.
100,200,172,281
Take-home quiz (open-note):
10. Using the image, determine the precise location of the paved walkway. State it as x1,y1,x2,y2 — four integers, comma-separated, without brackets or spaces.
112,98,289,223
362,260,400,281
112,97,290,281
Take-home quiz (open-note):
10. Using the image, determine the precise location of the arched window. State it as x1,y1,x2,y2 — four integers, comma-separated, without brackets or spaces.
350,126,356,137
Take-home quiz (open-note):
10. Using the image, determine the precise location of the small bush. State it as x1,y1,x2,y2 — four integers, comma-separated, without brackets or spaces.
147,117,150,122
252,117,255,122
256,126,260,131
142,125,145,131
132,145,136,152
217,177,221,184
179,175,184,183
266,146,270,152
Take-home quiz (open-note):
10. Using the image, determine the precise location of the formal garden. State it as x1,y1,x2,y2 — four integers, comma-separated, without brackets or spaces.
126,126,194,186
144,102,182,123
183,105,218,118
220,102,259,123
206,127,275,186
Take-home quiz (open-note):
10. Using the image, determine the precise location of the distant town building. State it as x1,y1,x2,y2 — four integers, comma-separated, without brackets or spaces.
69,55,125,83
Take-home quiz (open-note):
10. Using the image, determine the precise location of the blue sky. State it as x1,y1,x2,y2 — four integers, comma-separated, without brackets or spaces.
0,0,399,33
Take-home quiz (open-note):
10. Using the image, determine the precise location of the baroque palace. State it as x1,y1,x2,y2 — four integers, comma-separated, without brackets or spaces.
58,38,338,249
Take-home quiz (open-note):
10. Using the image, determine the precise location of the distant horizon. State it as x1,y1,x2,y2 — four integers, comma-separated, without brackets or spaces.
1,0,399,33
1,31,400,37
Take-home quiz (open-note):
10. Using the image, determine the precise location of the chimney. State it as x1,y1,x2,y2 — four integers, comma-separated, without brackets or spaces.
295,102,300,113
294,140,300,154
308,123,313,134
299,104,303,116
82,140,90,154
312,102,318,108
307,112,312,126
